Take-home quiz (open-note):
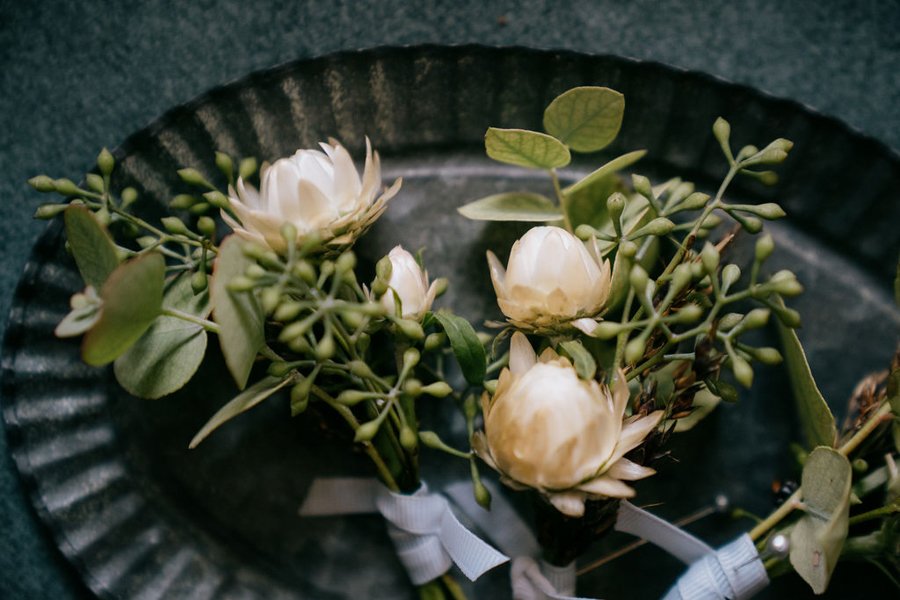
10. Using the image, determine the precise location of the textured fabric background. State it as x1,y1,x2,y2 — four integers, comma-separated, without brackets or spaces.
1,1,898,598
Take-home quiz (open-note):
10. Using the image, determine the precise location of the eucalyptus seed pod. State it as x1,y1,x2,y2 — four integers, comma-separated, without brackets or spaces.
402,347,421,370
700,242,720,275
190,271,207,294
315,331,336,360
421,382,453,398
337,390,371,406
713,117,731,147
245,264,266,279
591,321,625,340
731,356,754,388
260,287,281,315
607,192,626,227
177,168,212,188
403,378,423,397
53,178,80,196
293,260,316,285
721,264,741,289
290,382,310,416
395,318,425,341
400,426,418,451
424,332,447,352
28,175,56,192
86,173,105,194
741,308,771,330
631,174,653,199
625,336,646,364
215,151,233,181
755,233,775,262
354,420,380,442
197,216,216,239
273,301,304,322
170,194,196,210
629,264,649,294
161,216,189,235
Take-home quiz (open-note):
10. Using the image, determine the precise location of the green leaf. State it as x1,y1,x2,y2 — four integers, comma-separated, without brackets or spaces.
559,340,597,380
457,192,562,222
563,150,647,197
790,447,852,594
114,274,210,399
434,311,486,386
189,375,294,448
64,205,120,288
543,87,625,153
82,253,165,366
776,304,838,449
211,235,266,390
484,128,571,170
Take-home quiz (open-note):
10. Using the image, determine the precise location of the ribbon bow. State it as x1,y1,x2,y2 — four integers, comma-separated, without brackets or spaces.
299,478,508,585
444,481,591,600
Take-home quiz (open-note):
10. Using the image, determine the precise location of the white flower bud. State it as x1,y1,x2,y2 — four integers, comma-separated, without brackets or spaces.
378,246,439,321
474,333,662,517
223,138,401,254
486,226,612,329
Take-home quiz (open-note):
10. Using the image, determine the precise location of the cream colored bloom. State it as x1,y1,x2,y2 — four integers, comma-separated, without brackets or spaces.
474,332,663,517
380,246,439,320
487,226,611,332
223,138,401,254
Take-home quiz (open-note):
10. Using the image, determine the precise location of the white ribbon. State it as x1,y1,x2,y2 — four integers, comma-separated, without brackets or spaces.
302,479,769,600
661,534,768,600
615,500,713,564
298,478,508,585
444,481,594,600
615,501,768,599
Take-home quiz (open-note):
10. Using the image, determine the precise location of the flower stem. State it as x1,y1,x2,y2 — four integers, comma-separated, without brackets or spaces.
161,307,220,333
549,169,573,233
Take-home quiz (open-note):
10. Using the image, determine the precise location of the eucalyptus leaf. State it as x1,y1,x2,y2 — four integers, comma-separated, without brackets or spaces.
55,288,103,338
790,447,852,594
114,274,211,399
542,86,625,153
82,253,165,366
189,375,294,448
457,192,562,222
64,205,120,289
563,150,647,197
559,340,597,380
211,235,265,390
484,127,571,170
776,306,838,449
434,311,486,385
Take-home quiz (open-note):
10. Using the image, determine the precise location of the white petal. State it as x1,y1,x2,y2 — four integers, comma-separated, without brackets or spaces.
548,491,587,517
509,331,536,375
572,318,600,336
604,457,656,481
610,369,630,421
486,250,508,301
607,410,664,466
579,475,636,498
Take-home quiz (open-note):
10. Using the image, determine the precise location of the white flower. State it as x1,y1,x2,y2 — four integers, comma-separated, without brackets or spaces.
486,226,611,332
223,138,401,254
380,246,439,320
474,332,663,517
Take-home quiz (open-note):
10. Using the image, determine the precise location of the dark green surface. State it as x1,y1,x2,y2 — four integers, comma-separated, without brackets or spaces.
1,1,898,598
